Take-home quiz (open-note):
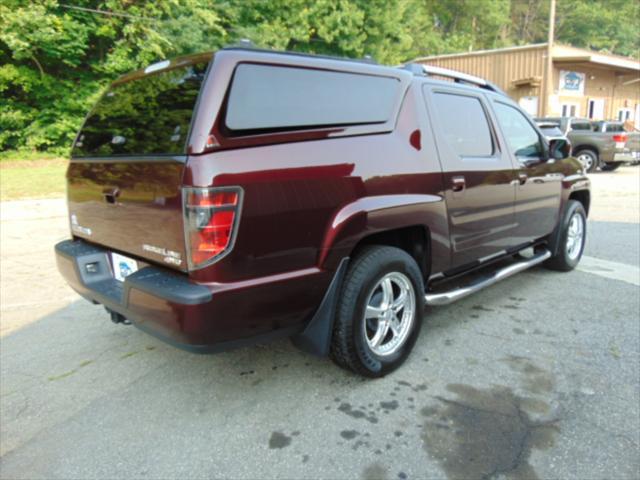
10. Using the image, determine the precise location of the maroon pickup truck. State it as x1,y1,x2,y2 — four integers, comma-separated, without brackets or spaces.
55,47,590,377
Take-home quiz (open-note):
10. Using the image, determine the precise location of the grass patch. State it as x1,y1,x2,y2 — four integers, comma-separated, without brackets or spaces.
0,159,67,201
0,150,66,162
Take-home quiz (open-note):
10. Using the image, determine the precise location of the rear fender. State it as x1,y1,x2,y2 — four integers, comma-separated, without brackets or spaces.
318,194,450,275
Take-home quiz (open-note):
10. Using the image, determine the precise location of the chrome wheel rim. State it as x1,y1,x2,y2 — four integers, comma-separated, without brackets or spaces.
363,272,416,357
577,153,594,171
566,212,585,260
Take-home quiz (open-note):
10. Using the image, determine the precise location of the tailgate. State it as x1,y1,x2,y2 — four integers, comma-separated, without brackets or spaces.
66,55,212,272
67,159,187,271
626,133,640,152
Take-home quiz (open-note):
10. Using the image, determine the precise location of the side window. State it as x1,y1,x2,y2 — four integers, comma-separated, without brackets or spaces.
571,121,591,131
225,64,399,134
493,102,543,160
431,92,494,157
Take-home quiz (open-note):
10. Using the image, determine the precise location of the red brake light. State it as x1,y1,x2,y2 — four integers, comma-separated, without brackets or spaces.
183,187,243,269
612,134,627,143
187,190,238,207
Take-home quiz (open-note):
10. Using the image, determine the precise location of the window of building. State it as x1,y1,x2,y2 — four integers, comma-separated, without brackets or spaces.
431,93,493,157
617,108,632,122
224,63,399,134
561,103,579,117
493,102,543,160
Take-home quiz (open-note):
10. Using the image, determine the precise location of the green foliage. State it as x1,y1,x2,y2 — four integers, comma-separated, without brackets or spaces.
1,0,638,155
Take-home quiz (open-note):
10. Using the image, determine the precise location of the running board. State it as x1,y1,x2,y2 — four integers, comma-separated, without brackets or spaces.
424,249,551,306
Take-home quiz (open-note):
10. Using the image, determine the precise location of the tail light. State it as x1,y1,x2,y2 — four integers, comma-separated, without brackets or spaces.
613,133,627,148
183,186,243,270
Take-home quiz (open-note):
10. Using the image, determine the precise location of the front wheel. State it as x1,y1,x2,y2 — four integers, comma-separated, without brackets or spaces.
330,246,424,377
546,200,587,271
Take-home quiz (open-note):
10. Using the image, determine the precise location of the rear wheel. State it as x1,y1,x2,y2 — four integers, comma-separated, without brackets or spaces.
575,149,598,172
600,162,621,172
330,246,424,377
546,200,587,271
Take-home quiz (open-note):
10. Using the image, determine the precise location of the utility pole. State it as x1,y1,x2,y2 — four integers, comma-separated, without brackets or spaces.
542,0,556,116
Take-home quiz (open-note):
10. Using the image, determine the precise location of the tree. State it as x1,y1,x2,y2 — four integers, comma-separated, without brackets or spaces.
1,0,638,155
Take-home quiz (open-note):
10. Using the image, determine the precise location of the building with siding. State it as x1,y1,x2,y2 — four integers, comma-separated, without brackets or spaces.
414,43,640,127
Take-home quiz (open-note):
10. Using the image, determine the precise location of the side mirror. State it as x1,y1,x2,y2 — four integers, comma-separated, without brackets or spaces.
548,138,571,160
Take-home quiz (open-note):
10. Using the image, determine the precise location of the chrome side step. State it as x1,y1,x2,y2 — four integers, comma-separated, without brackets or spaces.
424,249,551,306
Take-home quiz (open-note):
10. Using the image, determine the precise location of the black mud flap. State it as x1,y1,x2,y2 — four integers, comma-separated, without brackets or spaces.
291,258,349,357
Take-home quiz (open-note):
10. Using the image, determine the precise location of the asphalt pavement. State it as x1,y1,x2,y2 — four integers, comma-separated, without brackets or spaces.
1,167,639,480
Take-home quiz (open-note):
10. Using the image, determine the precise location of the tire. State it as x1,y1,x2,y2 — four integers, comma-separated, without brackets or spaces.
600,162,621,172
330,246,424,377
575,149,598,172
545,200,587,272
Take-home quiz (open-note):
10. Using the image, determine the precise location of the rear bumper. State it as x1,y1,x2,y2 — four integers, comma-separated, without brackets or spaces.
55,239,328,352
613,152,639,163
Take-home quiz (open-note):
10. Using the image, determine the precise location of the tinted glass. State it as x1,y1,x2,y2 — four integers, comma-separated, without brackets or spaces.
571,122,592,131
432,93,493,156
605,123,624,132
225,64,399,133
73,62,208,156
540,126,563,138
493,102,542,159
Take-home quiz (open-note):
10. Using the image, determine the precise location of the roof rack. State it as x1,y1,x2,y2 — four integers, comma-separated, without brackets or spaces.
221,42,378,65
401,63,507,96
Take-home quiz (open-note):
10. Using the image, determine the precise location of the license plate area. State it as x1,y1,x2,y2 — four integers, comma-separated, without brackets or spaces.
111,252,139,282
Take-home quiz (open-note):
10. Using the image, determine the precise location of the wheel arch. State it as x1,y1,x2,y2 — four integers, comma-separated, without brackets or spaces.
352,225,431,280
572,144,599,157
317,194,449,278
569,189,590,216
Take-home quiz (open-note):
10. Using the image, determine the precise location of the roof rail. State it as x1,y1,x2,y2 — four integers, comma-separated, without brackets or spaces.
401,63,507,96
220,44,380,65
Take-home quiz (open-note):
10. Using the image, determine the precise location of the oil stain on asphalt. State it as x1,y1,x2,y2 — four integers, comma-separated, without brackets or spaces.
268,431,292,449
421,384,558,480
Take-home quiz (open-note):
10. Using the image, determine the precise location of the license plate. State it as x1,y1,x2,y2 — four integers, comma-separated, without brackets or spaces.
111,252,138,282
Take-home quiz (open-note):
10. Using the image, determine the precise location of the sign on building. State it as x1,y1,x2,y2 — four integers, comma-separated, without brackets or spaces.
559,70,585,95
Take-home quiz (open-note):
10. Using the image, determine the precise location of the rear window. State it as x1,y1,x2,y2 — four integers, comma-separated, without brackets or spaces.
224,63,399,134
73,62,209,157
432,92,494,157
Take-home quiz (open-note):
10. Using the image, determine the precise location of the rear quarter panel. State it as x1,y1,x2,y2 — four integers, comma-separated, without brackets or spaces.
184,82,450,284
569,131,615,161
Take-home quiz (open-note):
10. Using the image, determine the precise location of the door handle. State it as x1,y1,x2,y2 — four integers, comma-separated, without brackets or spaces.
518,173,528,185
452,176,466,192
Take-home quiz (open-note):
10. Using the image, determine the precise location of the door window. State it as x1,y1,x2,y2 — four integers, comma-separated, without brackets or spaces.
431,92,494,157
493,102,543,160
